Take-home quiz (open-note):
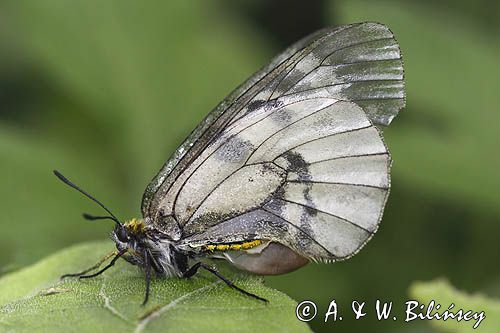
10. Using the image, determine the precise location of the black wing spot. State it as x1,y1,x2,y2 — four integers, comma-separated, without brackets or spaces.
281,152,316,243
247,100,267,112
215,136,253,163
246,99,284,114
282,151,310,181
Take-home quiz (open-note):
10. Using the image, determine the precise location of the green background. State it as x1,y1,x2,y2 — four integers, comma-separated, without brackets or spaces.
1,0,499,332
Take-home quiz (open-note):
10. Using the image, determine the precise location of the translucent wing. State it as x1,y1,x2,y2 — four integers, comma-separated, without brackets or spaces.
142,22,405,261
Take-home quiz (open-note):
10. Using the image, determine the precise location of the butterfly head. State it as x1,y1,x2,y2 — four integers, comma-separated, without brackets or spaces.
110,218,149,267
112,218,144,246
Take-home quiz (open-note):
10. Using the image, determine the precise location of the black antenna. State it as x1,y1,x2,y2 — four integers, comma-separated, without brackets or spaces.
82,213,119,223
53,170,122,225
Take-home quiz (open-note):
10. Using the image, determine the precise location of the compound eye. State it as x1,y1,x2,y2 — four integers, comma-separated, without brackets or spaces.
115,226,129,242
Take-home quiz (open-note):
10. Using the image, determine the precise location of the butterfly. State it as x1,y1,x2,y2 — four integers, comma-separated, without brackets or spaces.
55,22,405,304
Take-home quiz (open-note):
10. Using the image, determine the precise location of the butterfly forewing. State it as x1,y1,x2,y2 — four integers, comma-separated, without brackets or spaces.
142,22,404,261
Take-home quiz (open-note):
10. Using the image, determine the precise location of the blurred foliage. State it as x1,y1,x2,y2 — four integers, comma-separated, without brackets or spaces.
0,0,498,332
410,279,500,332
0,241,309,333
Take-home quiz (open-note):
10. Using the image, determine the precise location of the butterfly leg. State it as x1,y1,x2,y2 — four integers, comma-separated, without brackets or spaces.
183,262,268,303
142,253,152,306
78,249,127,279
60,250,118,279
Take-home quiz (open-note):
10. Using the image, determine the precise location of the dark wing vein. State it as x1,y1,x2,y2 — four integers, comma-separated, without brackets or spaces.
274,197,373,234
286,179,389,190
271,125,373,160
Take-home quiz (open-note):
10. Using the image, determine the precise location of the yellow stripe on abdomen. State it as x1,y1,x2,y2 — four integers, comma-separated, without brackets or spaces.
206,240,262,252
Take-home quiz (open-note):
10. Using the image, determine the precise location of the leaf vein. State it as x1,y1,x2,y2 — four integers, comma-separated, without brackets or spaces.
99,282,133,325
134,281,221,333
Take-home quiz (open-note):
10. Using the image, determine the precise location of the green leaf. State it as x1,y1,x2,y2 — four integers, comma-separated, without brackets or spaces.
409,279,500,332
0,241,311,333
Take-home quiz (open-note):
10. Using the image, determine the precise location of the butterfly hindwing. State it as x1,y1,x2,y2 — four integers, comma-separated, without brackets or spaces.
180,100,389,260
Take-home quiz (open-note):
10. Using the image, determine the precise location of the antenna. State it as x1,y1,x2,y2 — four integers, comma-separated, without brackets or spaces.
53,170,122,226
82,213,120,222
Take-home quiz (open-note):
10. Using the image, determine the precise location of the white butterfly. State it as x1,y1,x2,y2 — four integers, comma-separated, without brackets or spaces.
57,22,405,304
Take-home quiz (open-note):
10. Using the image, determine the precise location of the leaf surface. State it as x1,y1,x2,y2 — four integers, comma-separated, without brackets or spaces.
0,241,310,333
410,279,500,332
